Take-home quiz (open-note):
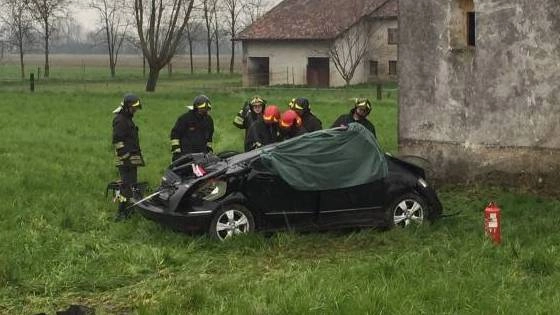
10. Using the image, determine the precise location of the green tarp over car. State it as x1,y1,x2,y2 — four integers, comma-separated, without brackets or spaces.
260,123,388,191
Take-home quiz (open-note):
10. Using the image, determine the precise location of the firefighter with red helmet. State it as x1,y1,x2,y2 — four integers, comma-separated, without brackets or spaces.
245,104,282,151
170,95,214,161
331,98,376,137
279,109,307,139
112,93,144,221
233,95,266,136
288,97,322,132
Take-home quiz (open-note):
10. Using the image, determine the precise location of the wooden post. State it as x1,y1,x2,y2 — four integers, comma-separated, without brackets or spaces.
143,58,146,78
376,84,382,100
30,73,35,92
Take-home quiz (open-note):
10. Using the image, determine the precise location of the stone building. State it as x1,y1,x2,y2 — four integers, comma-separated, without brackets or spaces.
236,0,398,87
398,0,560,186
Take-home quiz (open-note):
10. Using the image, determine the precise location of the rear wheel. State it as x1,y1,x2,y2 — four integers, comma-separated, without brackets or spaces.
389,193,428,228
209,204,255,241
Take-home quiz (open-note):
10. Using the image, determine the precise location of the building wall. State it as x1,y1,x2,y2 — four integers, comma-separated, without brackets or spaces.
367,19,398,82
399,0,560,186
241,18,398,87
242,40,331,86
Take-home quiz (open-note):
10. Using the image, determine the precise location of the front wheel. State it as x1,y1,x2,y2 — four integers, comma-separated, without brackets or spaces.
209,204,255,241
388,193,428,228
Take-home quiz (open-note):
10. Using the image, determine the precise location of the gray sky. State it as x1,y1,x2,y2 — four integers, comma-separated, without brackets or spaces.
71,0,283,33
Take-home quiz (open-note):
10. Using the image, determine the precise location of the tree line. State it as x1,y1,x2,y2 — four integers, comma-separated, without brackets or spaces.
0,0,276,91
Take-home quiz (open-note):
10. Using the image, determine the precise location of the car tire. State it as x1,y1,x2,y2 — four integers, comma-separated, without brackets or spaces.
209,204,255,241
387,193,429,228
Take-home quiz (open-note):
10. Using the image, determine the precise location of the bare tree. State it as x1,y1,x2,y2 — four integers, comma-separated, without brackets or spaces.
200,0,214,73
222,0,243,73
133,0,195,92
243,0,268,25
212,0,220,73
1,0,34,78
90,0,130,77
329,20,371,86
27,0,71,78
185,19,202,74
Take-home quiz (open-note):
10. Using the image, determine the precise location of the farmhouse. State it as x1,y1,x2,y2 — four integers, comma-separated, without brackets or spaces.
398,0,560,186
236,0,398,87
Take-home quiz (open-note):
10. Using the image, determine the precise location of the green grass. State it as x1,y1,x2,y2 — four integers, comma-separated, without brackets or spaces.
0,68,559,314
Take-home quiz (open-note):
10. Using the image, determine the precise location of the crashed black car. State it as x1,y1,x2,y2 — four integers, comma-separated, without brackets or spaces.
134,124,442,240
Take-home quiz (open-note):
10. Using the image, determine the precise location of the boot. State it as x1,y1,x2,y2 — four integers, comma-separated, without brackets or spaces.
114,202,131,221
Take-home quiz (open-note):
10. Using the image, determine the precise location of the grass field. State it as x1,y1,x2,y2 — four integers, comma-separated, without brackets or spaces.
0,63,559,314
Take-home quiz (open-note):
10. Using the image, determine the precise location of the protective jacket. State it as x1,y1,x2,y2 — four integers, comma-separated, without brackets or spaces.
331,110,376,137
281,125,308,140
301,112,322,132
245,118,281,152
170,110,214,156
112,111,144,167
233,102,261,132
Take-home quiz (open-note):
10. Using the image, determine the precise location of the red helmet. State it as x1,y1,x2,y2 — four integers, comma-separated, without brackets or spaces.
279,109,302,129
263,105,280,124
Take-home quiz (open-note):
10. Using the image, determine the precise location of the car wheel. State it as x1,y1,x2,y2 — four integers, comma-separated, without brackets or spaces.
209,204,255,241
389,193,428,228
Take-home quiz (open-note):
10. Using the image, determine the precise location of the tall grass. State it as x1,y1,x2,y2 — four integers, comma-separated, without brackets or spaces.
0,69,558,314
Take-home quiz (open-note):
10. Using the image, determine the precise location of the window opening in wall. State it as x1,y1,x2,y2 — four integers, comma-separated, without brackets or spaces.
388,60,397,75
369,60,378,76
467,11,476,46
387,28,398,45
449,0,475,49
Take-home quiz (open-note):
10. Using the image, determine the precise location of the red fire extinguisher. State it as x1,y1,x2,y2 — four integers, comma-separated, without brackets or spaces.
484,202,501,244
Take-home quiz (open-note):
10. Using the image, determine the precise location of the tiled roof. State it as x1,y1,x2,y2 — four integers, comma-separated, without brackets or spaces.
368,0,398,18
236,0,397,40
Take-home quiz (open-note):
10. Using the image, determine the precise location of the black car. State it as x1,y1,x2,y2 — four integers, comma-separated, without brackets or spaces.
134,124,442,240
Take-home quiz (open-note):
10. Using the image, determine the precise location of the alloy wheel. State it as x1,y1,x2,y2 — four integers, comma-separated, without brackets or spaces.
215,209,251,240
393,198,424,227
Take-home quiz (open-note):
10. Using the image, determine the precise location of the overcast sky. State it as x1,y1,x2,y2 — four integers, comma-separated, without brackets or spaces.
71,0,283,32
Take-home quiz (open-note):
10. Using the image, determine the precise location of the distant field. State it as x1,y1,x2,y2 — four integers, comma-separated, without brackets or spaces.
0,53,242,75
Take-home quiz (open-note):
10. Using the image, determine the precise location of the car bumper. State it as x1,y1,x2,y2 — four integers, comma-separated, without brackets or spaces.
133,199,214,233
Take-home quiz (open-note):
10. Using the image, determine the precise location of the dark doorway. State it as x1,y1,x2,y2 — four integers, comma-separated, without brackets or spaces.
307,57,330,87
248,57,269,86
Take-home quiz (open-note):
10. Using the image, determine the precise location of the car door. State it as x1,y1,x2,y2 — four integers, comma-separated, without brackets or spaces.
244,161,318,231
318,179,387,228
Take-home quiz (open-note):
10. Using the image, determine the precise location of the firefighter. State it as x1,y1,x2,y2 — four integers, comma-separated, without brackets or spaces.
279,109,307,139
245,104,282,151
288,97,322,132
233,95,266,136
112,93,144,221
331,97,376,137
170,95,214,161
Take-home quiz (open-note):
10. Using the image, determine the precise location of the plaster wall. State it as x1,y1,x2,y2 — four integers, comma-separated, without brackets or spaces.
367,19,399,82
242,40,331,86
398,0,560,185
241,18,398,87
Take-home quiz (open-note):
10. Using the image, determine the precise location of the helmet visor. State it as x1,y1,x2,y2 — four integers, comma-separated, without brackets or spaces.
130,100,142,109
196,102,211,110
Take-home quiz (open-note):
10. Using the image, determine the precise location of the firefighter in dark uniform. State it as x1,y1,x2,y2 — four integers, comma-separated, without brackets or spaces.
279,109,307,139
170,95,214,161
331,98,376,137
233,95,266,136
288,97,322,132
244,104,281,151
112,93,144,221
